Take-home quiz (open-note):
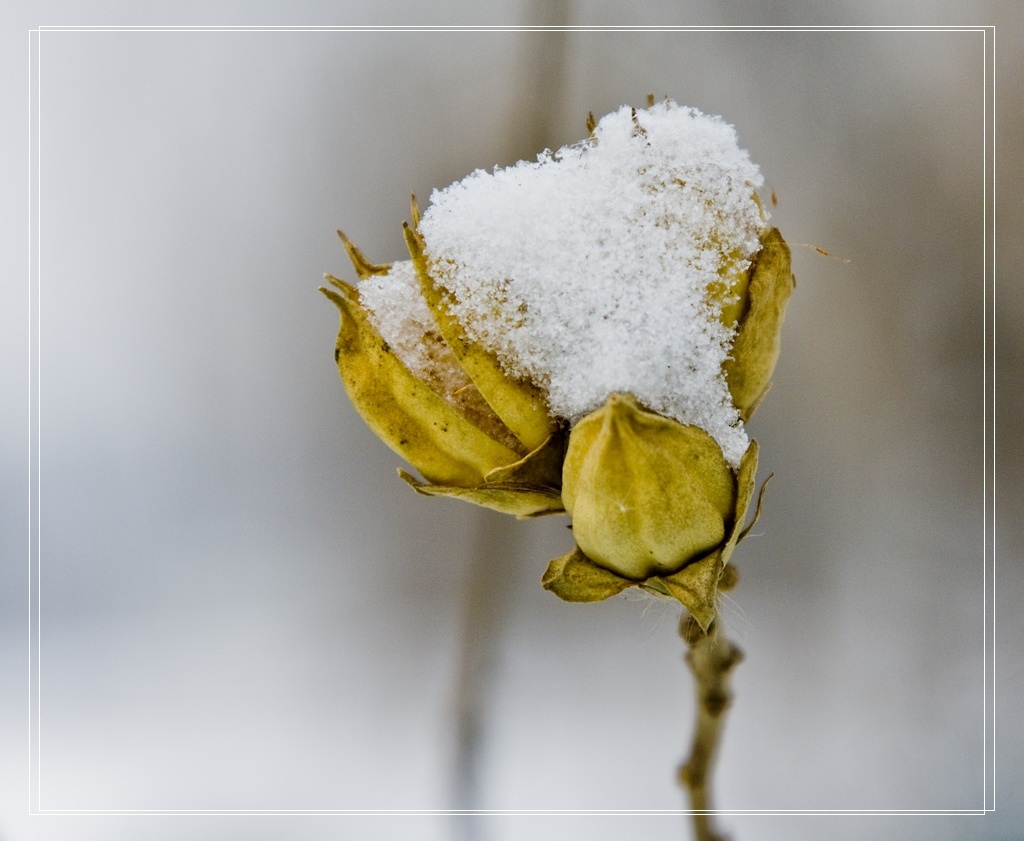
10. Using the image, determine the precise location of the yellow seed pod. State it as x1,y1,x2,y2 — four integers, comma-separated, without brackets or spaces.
561,394,736,580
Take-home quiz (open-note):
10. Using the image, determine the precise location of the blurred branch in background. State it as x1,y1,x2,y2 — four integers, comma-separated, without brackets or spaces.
507,0,571,153
450,514,522,837
450,8,570,836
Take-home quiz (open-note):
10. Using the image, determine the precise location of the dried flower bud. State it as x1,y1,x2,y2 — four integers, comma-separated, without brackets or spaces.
321,215,564,518
543,394,760,629
323,100,791,627
562,394,736,579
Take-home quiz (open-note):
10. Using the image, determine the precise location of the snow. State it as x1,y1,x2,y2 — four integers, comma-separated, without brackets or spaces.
368,101,768,467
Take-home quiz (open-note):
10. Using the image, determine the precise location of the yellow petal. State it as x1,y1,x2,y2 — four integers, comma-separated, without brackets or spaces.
562,394,736,580
724,227,795,420
404,224,556,452
321,279,521,487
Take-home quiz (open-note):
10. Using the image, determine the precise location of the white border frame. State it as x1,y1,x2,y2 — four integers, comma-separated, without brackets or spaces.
27,23,997,819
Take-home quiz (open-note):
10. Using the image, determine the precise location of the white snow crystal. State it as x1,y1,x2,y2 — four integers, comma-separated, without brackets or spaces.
388,100,768,468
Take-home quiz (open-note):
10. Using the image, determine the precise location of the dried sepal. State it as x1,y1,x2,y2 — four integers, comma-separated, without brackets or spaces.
726,441,760,554
399,470,562,518
737,471,771,546
336,230,391,280
396,430,565,518
409,194,422,230
404,224,556,452
320,278,522,487
724,227,795,421
541,546,634,602
651,550,725,632
484,430,565,489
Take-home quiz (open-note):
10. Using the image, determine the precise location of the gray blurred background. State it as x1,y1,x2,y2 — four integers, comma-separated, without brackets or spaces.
3,4,1022,841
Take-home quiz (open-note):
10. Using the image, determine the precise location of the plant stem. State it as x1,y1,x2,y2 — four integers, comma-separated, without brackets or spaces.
678,614,743,841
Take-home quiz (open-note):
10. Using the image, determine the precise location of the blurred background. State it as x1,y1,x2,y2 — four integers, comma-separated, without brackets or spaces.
3,4,1021,841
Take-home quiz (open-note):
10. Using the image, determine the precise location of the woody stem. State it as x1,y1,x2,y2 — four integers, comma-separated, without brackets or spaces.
678,615,743,841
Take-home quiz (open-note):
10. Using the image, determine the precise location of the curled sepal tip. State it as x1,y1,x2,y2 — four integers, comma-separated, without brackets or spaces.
335,231,390,280
409,194,422,229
